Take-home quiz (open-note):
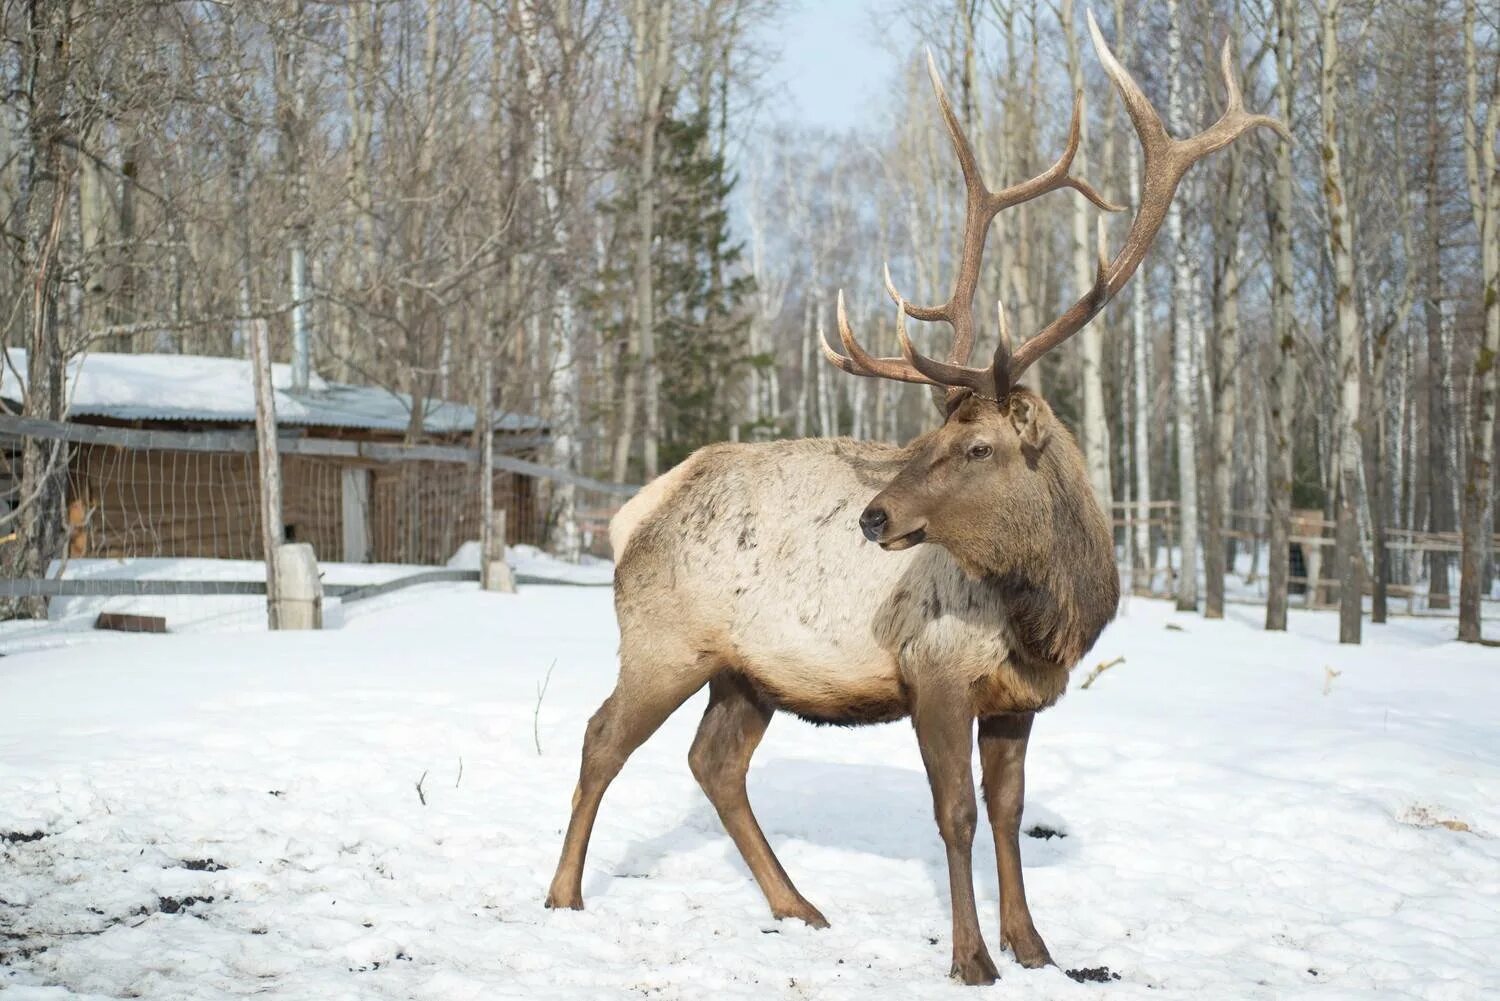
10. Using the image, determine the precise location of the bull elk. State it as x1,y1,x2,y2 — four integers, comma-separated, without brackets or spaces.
546,14,1285,984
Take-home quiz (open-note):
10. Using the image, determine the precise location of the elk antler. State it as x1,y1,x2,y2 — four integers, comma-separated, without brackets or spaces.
822,48,1120,402
824,15,1289,404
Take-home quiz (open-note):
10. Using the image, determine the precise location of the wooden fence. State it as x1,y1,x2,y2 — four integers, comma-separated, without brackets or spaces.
1114,500,1497,615
0,415,635,605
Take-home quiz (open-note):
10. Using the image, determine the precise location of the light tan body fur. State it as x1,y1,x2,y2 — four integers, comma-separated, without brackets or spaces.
611,438,1070,725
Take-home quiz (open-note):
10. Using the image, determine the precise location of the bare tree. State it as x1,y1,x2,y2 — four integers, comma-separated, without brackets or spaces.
1319,0,1364,644
3,2,85,617
1457,0,1499,642
1166,0,1200,612
613,0,677,483
1059,0,1112,509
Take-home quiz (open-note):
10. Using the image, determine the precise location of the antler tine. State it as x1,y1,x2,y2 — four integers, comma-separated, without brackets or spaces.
1180,37,1293,161
894,296,998,399
821,289,941,386
925,48,985,199
1007,11,1288,378
994,89,1126,214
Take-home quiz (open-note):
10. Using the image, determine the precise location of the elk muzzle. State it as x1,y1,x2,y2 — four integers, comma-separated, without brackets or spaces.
860,502,927,550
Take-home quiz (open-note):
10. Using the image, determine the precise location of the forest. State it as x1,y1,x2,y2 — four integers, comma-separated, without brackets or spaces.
0,0,1496,643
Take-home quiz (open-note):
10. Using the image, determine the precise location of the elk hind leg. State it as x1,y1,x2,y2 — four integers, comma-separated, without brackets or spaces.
545,658,705,911
979,713,1053,968
689,673,828,928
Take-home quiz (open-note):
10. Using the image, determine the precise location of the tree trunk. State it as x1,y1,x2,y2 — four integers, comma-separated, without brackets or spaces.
1265,0,1298,630
1166,0,1199,612
1206,149,1243,620
249,318,285,627
1321,0,1363,644
1458,0,1500,642
1060,0,1111,508
629,0,674,481
3,1,74,620
275,0,311,390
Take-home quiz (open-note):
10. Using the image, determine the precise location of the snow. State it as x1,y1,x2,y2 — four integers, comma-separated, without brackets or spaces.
448,542,615,586
3,348,328,419
0,549,608,655
2,583,1498,1000
1,349,541,433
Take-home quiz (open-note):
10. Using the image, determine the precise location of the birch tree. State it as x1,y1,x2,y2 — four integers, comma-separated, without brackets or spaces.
520,0,584,561
1320,0,1363,644
1,1,76,618
614,0,677,483
1457,0,1499,642
1060,0,1112,509
1122,0,1154,588
1166,0,1200,612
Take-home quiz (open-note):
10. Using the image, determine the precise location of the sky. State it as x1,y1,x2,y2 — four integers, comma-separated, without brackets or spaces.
757,0,896,130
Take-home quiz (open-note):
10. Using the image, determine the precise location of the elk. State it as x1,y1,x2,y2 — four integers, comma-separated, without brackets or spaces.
545,15,1285,985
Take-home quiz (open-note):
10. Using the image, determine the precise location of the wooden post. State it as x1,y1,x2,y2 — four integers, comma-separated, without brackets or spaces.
273,542,322,629
479,361,494,572
483,508,516,593
249,316,285,628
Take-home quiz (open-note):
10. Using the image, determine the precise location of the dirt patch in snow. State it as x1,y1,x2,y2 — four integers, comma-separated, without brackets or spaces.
2,830,46,844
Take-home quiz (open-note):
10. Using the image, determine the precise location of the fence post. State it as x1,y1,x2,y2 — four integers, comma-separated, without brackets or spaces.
483,508,516,593
248,317,285,628
274,542,322,629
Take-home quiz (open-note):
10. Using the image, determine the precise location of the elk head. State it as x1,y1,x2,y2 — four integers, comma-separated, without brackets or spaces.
827,12,1287,587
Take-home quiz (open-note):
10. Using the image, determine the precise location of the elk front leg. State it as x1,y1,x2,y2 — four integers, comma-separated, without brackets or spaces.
912,691,998,985
689,674,827,928
978,713,1053,968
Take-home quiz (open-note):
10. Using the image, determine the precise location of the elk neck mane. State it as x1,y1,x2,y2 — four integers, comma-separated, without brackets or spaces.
969,406,1119,672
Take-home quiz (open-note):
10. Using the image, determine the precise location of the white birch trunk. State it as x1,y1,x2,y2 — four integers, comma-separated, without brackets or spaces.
1166,0,1199,611
1458,0,1500,640
1321,0,1363,643
1060,0,1112,507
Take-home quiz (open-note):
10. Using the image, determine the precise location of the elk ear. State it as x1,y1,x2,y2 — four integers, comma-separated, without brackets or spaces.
1008,395,1049,450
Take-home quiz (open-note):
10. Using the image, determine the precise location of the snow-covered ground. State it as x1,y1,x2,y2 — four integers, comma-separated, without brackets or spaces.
1,582,1497,1000
0,547,612,654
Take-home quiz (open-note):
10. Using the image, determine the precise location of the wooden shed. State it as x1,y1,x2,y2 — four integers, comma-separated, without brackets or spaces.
1,350,547,566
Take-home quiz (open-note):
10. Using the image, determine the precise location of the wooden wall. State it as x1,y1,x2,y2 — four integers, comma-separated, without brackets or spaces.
67,444,539,565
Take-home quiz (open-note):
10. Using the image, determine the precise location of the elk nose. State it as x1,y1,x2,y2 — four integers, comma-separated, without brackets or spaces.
859,506,888,542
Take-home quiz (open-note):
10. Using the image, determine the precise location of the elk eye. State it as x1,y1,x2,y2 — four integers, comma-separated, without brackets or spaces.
967,443,993,460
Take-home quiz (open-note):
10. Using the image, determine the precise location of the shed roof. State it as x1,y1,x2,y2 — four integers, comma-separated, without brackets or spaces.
2,349,543,436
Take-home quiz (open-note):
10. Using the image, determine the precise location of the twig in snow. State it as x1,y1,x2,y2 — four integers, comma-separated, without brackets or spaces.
1080,656,1125,691
534,660,556,756
1322,666,1342,696
415,770,428,806
454,757,464,789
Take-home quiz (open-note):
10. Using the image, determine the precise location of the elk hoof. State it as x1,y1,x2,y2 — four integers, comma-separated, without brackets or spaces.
1004,930,1054,969
950,948,1000,986
544,891,583,911
774,900,830,929
1010,943,1054,970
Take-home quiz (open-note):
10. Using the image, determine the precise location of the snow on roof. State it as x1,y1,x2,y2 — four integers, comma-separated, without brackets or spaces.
1,349,544,436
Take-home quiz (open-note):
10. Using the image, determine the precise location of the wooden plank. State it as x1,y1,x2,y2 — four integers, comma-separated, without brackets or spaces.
0,579,268,597
0,414,270,453
95,612,167,633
